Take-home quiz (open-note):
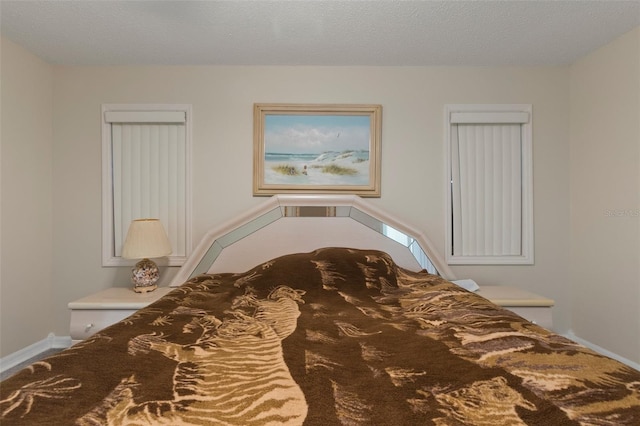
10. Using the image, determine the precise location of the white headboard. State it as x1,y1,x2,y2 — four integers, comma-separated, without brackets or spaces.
169,195,455,286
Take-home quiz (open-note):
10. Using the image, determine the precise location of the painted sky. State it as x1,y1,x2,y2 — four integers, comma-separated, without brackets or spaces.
264,114,371,154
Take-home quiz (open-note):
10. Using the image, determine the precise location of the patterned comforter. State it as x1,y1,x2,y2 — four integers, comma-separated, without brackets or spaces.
1,248,639,425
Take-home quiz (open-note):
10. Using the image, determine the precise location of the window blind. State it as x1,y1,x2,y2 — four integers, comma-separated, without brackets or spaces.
451,123,522,256
111,122,187,258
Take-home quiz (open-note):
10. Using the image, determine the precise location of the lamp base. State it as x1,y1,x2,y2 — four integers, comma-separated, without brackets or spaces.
133,284,158,293
131,258,159,293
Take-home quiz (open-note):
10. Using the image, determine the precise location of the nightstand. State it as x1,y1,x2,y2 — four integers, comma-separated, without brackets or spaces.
68,287,173,343
476,286,554,329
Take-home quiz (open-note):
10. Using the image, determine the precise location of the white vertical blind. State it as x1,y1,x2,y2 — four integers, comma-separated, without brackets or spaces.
111,122,187,258
451,123,522,256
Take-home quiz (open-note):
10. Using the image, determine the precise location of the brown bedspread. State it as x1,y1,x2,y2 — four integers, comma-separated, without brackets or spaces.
1,248,639,425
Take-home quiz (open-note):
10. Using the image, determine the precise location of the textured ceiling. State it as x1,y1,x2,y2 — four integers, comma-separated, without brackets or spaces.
1,1,639,66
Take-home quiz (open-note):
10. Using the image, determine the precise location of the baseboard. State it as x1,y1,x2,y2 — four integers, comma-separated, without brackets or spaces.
0,333,72,373
563,331,640,372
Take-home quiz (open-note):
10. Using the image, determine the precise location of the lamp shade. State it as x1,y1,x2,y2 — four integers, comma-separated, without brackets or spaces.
121,219,172,259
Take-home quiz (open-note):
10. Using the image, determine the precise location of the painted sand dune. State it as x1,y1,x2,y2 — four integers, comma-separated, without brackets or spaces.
265,150,369,185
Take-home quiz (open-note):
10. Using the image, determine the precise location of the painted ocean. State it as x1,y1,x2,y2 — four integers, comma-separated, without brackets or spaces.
264,150,370,185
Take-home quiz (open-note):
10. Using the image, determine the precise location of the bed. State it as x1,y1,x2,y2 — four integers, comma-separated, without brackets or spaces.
2,195,639,425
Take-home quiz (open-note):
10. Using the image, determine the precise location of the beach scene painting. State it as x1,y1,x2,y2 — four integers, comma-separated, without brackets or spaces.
254,104,382,197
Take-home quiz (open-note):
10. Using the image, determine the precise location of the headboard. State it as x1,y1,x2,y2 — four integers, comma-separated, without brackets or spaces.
169,195,455,286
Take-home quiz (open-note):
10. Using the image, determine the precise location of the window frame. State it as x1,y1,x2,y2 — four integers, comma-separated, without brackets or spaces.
101,103,192,267
444,104,534,265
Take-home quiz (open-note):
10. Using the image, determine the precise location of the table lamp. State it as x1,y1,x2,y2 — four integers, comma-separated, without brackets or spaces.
121,218,172,293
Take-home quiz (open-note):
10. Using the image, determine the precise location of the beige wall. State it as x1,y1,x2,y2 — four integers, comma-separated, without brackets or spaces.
1,38,54,356
569,28,640,363
8,30,637,363
49,65,572,341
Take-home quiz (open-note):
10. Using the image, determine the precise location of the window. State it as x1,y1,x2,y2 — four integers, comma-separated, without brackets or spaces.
445,104,533,265
102,104,192,266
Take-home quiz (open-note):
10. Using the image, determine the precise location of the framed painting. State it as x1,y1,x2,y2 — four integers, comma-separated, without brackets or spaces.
253,103,382,197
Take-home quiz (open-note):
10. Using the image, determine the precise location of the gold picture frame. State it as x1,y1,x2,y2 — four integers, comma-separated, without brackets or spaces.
253,103,382,197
